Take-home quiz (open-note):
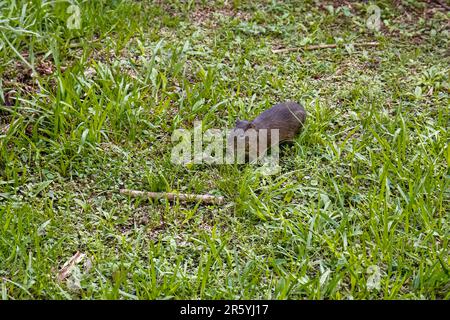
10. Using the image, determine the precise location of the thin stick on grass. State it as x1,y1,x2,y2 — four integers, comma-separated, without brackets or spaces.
272,41,379,54
119,189,225,205
57,251,85,282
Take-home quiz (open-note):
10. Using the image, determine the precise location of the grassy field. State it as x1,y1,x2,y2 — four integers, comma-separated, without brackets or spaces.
0,0,449,299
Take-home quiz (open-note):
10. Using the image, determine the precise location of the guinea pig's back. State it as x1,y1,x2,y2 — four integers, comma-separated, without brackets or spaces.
253,102,306,130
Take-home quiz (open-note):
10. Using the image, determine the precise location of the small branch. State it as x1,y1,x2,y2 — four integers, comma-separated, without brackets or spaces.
58,251,85,282
272,41,380,54
120,189,225,205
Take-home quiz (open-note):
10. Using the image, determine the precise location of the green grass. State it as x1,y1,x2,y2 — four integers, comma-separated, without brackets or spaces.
0,0,449,299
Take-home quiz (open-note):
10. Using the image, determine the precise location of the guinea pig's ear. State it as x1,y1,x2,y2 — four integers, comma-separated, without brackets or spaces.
235,119,249,127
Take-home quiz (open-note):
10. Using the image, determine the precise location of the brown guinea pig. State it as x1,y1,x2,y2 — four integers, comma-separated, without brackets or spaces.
227,101,306,161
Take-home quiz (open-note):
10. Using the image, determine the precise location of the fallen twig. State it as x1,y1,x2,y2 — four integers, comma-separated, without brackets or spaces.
57,251,85,282
272,41,380,54
119,189,224,205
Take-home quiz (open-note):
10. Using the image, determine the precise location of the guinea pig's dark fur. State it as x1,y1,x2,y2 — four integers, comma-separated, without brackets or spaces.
228,101,306,160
